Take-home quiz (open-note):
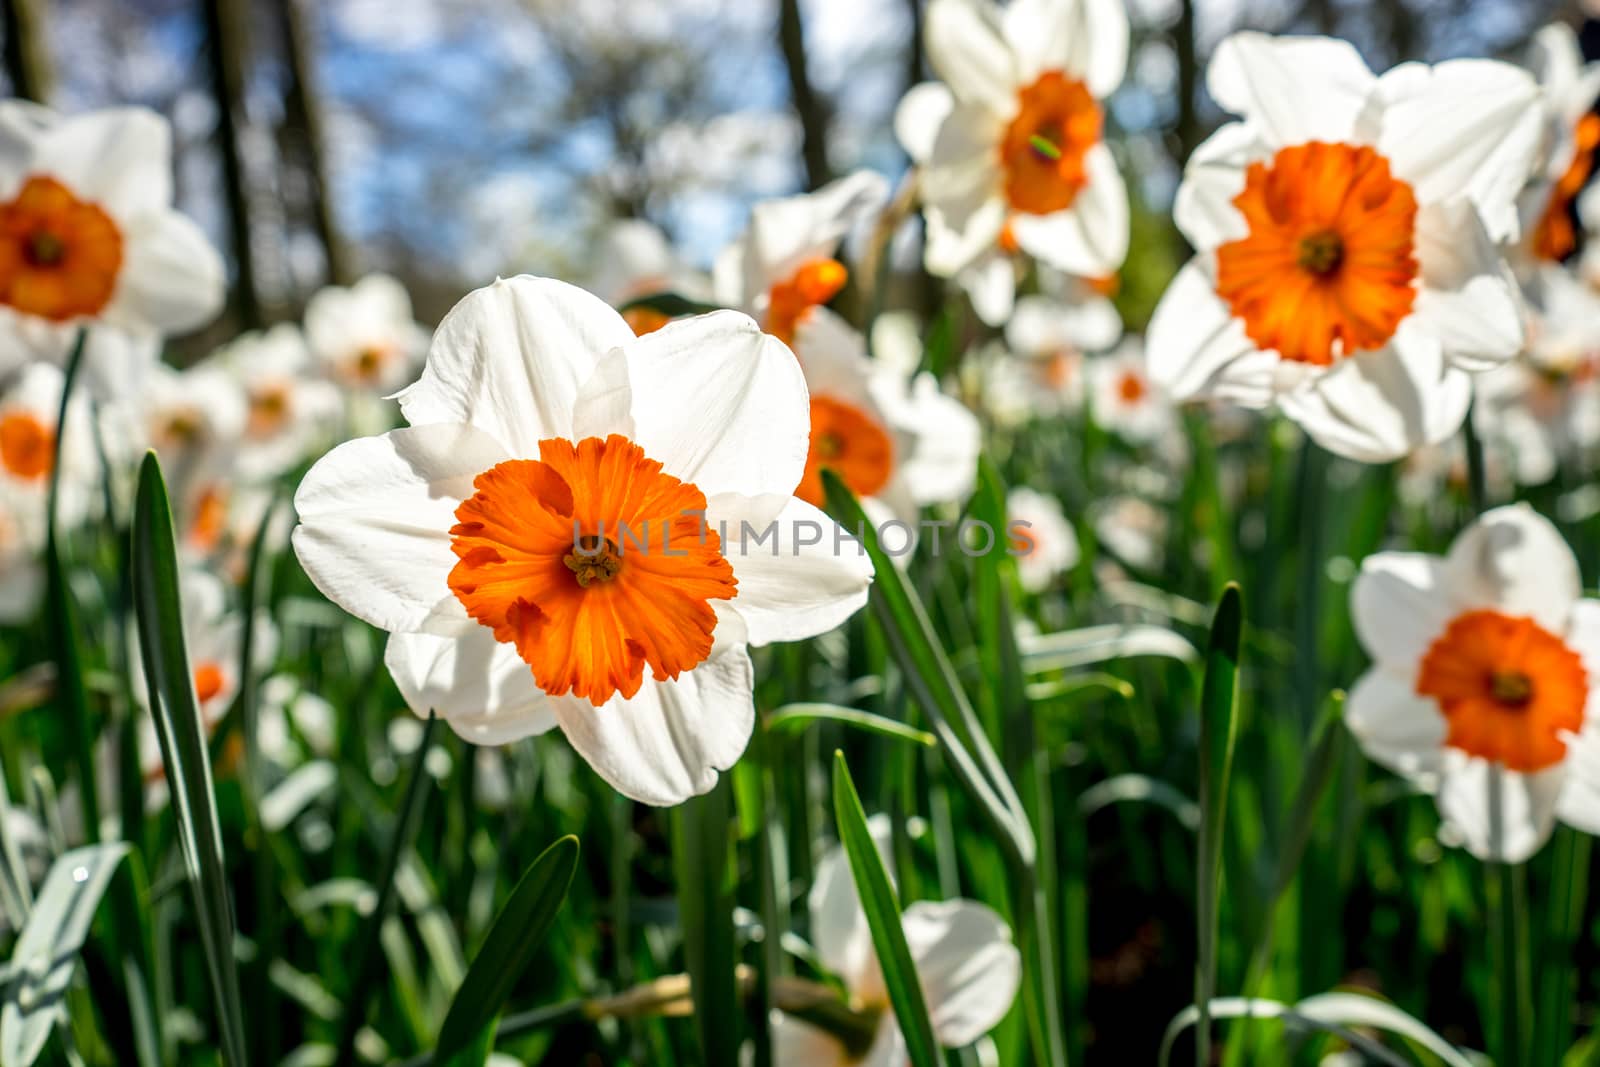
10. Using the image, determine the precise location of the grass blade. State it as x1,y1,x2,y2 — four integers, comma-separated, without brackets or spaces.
671,777,740,1067
432,835,579,1063
130,452,248,1067
1195,583,1242,1067
1160,993,1473,1067
766,703,936,747
831,752,941,1067
0,843,130,1067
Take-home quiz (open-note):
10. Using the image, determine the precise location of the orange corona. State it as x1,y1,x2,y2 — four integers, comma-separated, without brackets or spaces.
0,175,124,322
449,435,737,706
193,662,226,705
767,259,848,346
1416,610,1588,772
999,72,1102,216
795,395,895,507
1533,113,1600,263
1215,142,1419,367
0,411,53,480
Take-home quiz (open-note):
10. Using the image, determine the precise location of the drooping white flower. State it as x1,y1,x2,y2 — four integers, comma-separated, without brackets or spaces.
792,309,981,530
1087,338,1172,445
1348,504,1600,862
292,277,874,805
0,103,224,377
1007,486,1078,593
714,170,888,348
205,323,342,483
0,362,95,523
1147,33,1542,462
773,816,1022,1066
303,273,429,394
895,0,1130,282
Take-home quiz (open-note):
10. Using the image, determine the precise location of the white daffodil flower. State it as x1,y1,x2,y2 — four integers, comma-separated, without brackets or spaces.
304,273,429,395
590,219,710,336
895,0,1130,282
206,323,342,484
0,361,94,523
1006,486,1078,593
773,816,1022,1066
1087,338,1172,445
292,276,874,806
1519,23,1600,266
0,103,223,376
714,170,888,348
1147,32,1543,462
1348,504,1600,862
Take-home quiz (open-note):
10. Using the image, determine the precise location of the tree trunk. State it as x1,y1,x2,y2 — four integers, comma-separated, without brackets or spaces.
202,0,262,329
777,0,832,190
275,0,351,288
2,0,53,103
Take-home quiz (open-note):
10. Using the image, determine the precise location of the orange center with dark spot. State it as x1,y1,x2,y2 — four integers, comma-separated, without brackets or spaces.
0,411,53,480
796,394,894,508
0,175,124,321
767,259,848,347
1416,610,1588,772
248,382,293,438
1534,113,1600,263
448,434,737,706
1215,142,1419,366
1117,371,1147,404
999,71,1102,216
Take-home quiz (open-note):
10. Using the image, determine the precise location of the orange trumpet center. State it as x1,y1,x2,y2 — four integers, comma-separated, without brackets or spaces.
767,258,848,347
0,411,54,481
448,434,738,706
1415,610,1588,772
999,71,1102,216
0,175,124,322
1116,370,1147,404
193,662,226,705
1215,142,1419,367
623,305,673,336
796,394,895,508
1533,113,1600,263
247,381,293,438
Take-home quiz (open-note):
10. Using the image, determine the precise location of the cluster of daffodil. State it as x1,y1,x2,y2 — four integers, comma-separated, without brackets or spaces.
5,0,1600,1063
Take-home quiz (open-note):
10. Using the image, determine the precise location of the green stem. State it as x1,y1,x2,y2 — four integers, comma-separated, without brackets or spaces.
1462,402,1488,518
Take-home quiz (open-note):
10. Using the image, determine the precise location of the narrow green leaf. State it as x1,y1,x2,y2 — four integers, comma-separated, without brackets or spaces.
1534,829,1589,1067
766,704,936,747
432,836,579,1064
1159,993,1473,1067
831,752,941,1067
0,843,130,1067
130,452,248,1067
671,778,740,1067
1195,583,1242,1067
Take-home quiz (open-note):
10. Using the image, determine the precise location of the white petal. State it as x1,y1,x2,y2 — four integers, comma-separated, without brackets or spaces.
738,171,889,304
1277,337,1456,463
102,211,225,336
1003,0,1128,98
1442,503,1580,631
396,277,634,459
1344,667,1447,782
570,345,635,441
1351,551,1454,671
1567,599,1600,678
1009,144,1128,275
1146,260,1270,406
708,493,873,646
925,0,1019,112
1206,32,1375,145
896,82,957,164
871,372,981,506
958,251,1017,327
384,629,557,743
809,814,895,987
1437,755,1563,863
1410,201,1525,374
1172,122,1263,252
920,103,1008,274
291,424,510,635
549,646,755,806
1556,719,1600,836
1368,59,1543,242
620,311,810,499
32,108,174,216
902,899,1022,1047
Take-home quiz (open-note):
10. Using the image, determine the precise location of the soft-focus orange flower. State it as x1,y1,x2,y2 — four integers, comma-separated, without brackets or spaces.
193,661,226,705
623,305,673,336
767,259,848,346
999,72,1103,216
0,410,53,480
1215,142,1419,366
1416,610,1587,772
795,395,895,508
1534,113,1600,262
0,175,123,322
448,434,737,706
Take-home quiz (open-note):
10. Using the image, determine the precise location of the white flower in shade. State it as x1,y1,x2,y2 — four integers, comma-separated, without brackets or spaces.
773,816,1021,1066
1147,32,1542,462
0,103,223,372
303,273,428,393
207,324,342,483
590,219,709,335
0,479,44,623
714,171,888,348
792,309,981,528
292,277,874,806
1007,486,1078,593
1520,24,1600,265
1087,339,1171,445
1473,265,1600,486
0,362,94,521
895,0,1130,282
1092,493,1166,572
110,360,246,493
1348,504,1600,862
